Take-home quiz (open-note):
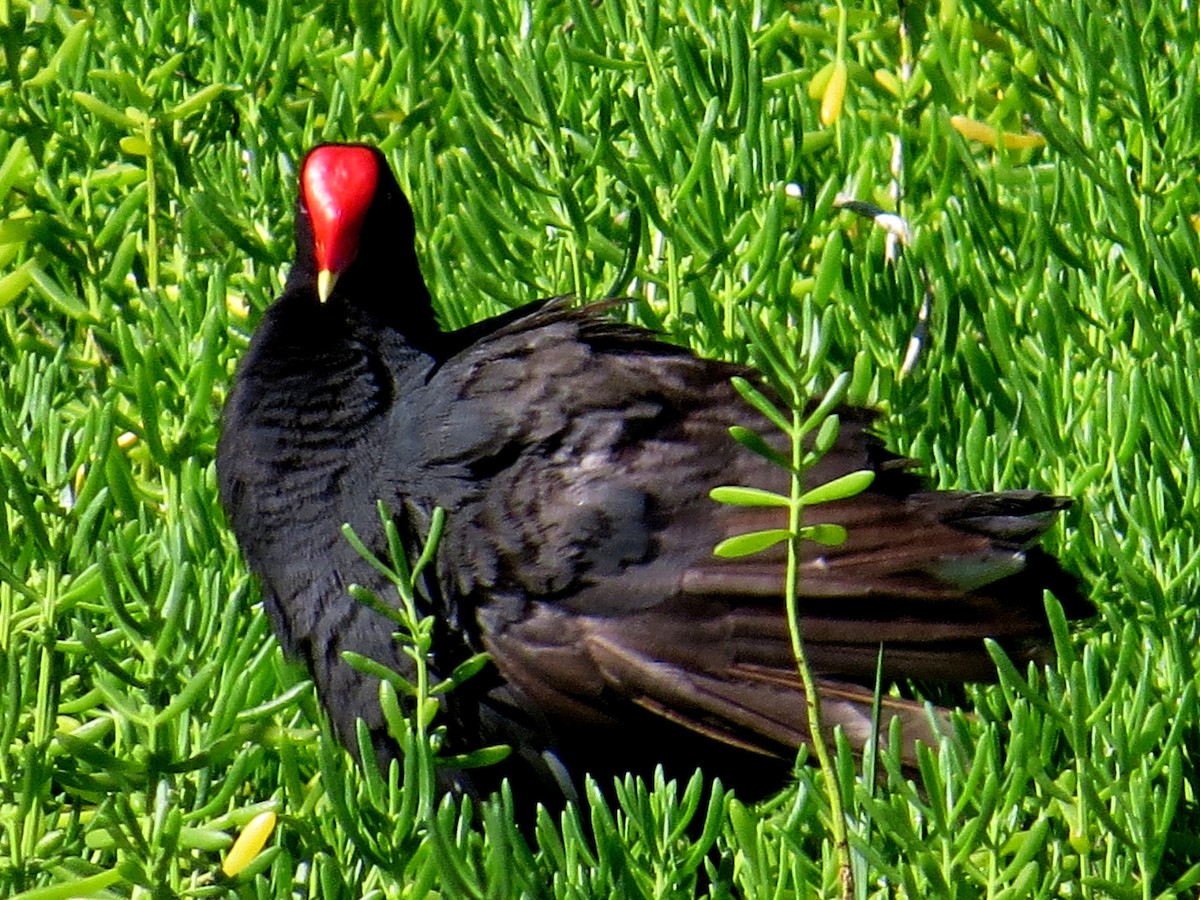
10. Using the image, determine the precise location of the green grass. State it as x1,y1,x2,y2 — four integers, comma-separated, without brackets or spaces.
2,0,1199,896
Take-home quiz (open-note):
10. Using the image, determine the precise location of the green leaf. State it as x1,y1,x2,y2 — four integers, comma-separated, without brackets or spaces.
440,744,513,769
412,506,446,581
431,652,492,695
798,370,851,437
71,90,140,128
672,97,715,204
0,260,35,308
709,485,792,507
730,376,793,434
8,868,123,900
24,18,91,90
799,523,847,545
713,529,791,558
28,263,94,320
799,469,874,506
153,660,219,726
417,697,439,729
342,651,415,694
813,412,840,455
165,83,231,121
118,135,152,156
812,229,844,306
727,425,793,470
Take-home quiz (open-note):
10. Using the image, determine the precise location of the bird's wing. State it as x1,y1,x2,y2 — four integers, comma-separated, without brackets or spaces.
484,595,952,769
397,302,1085,770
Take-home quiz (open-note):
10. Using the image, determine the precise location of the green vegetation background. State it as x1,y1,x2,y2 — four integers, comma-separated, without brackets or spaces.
2,0,1198,896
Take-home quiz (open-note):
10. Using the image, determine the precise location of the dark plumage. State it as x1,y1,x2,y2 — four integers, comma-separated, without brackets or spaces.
216,144,1091,803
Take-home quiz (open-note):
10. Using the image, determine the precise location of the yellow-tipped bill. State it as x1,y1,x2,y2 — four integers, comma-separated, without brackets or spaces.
317,269,337,303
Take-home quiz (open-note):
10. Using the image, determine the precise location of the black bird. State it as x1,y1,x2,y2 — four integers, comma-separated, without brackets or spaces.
216,143,1090,803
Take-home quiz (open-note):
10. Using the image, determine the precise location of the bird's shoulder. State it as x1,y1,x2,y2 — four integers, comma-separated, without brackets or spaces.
426,297,747,432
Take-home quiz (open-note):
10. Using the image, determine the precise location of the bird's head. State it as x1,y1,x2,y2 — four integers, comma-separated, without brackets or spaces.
289,143,437,342
301,144,379,303
297,143,428,307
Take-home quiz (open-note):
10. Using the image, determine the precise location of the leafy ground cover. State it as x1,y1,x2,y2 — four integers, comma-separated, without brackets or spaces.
2,0,1198,896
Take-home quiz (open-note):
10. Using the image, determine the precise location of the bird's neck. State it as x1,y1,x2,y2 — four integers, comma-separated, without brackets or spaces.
282,253,444,354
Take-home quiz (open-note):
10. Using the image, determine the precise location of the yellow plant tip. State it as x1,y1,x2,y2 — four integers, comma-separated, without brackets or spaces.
119,135,152,157
820,60,848,126
874,68,901,97
950,115,1047,150
808,60,835,100
222,810,277,877
226,293,250,319
950,115,997,144
997,131,1046,149
116,431,139,449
